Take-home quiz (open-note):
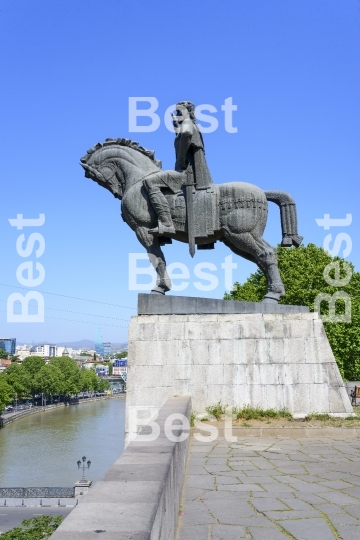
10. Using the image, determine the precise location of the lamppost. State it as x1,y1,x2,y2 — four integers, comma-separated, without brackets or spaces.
77,456,91,482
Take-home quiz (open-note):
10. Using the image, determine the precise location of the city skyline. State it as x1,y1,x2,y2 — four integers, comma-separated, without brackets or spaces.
14,339,127,348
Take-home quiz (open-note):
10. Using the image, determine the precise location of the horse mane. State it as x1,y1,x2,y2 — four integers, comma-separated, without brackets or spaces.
85,138,162,168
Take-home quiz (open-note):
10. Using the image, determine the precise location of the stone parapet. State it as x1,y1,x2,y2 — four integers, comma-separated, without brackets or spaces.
126,311,353,441
50,396,191,540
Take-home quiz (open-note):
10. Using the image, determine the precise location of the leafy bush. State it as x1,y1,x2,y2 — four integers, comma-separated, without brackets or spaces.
0,515,62,539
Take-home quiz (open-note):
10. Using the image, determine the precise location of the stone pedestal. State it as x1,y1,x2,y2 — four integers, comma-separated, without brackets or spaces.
126,297,353,442
74,480,92,497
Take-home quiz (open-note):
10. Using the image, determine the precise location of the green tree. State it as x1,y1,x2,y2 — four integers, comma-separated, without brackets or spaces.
21,356,46,398
0,515,62,539
0,348,8,359
81,368,100,392
34,364,65,402
115,351,127,358
50,356,82,396
98,378,110,392
225,243,360,380
0,363,26,397
0,377,14,413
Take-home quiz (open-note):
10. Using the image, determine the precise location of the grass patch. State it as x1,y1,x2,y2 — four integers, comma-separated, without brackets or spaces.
205,403,226,420
305,412,360,422
234,406,292,421
197,405,360,428
305,413,332,421
205,403,292,421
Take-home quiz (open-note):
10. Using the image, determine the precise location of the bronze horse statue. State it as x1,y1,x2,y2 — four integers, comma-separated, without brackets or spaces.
80,138,302,301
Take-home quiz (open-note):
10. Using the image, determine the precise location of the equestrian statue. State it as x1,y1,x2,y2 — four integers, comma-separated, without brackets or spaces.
80,101,303,302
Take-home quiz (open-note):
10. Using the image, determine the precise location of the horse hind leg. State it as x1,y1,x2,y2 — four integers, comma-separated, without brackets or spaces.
264,191,303,247
257,238,286,302
224,231,285,302
135,227,172,294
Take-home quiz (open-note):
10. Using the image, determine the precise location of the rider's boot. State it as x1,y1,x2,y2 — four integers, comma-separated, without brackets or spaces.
148,192,176,236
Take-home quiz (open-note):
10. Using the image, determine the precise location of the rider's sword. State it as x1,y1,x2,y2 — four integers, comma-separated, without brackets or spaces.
186,165,196,258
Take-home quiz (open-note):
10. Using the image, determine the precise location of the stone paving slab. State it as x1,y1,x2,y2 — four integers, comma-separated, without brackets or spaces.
176,436,360,539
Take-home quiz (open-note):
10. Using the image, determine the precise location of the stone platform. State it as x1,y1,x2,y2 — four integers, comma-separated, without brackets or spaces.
138,293,309,315
126,297,353,442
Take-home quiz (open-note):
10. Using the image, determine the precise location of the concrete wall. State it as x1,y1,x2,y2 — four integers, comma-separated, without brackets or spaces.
50,396,191,540
126,311,353,441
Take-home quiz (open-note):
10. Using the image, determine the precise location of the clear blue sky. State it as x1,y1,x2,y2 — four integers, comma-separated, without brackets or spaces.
1,0,359,344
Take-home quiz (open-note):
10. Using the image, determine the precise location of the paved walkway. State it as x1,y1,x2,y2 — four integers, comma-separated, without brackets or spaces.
176,436,360,540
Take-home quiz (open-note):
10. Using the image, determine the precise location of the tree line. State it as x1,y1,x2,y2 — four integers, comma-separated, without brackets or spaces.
0,356,110,413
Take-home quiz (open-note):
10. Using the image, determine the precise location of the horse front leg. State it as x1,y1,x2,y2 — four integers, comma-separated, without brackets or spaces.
135,227,172,294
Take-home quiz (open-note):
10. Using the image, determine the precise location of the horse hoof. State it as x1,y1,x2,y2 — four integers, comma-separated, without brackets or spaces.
292,235,303,247
151,287,166,295
262,297,279,304
281,235,303,248
261,292,281,303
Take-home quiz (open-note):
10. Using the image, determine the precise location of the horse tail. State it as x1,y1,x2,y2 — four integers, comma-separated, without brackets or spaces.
264,190,303,247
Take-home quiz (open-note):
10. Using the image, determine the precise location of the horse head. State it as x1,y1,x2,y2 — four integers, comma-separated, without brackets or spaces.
80,138,161,199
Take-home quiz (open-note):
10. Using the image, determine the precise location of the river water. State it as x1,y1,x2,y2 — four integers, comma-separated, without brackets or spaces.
0,398,126,487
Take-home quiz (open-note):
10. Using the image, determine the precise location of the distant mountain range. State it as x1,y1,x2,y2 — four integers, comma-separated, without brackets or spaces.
56,340,96,348
17,340,128,351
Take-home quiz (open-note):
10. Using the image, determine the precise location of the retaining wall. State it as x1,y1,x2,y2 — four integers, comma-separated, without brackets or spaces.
50,396,191,540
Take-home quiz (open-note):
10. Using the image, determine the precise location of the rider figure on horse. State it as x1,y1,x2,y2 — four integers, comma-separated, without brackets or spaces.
144,101,213,236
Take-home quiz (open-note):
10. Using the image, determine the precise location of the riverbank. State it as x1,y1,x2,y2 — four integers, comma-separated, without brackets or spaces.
1,394,125,427
0,398,126,487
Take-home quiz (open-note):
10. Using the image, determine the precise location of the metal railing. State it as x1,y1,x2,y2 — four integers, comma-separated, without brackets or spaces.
0,487,74,498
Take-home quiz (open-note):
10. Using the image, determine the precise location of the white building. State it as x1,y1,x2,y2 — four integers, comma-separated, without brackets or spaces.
30,344,57,357
113,366,127,377
16,345,32,362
